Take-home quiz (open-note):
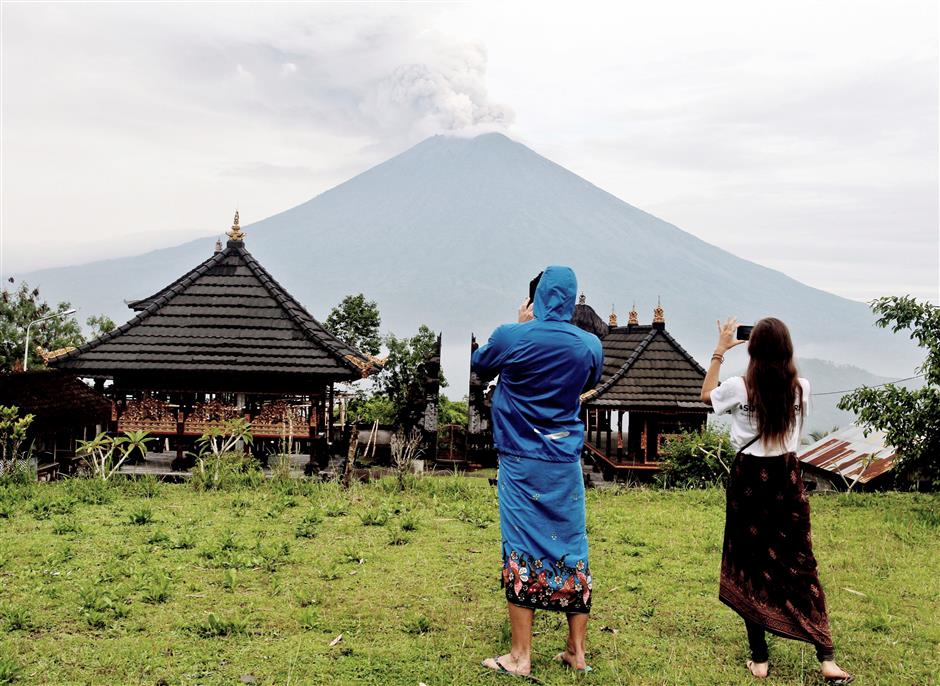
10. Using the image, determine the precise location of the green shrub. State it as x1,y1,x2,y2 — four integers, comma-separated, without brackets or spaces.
51,517,82,536
66,478,114,505
194,612,247,637
0,654,21,684
358,508,390,527
656,427,733,489
1,605,30,631
400,514,418,532
169,532,195,550
455,502,493,529
297,607,318,630
146,529,170,545
124,474,162,498
324,500,348,518
77,584,129,628
29,496,74,520
222,569,237,592
403,614,432,634
141,573,171,604
388,533,410,546
293,589,318,608
190,451,262,492
295,510,322,539
127,506,153,525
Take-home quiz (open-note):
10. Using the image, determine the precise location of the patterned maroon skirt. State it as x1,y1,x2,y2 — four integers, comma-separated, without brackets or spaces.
719,451,833,650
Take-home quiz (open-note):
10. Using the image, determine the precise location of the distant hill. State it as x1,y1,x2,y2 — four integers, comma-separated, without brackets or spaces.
18,132,922,400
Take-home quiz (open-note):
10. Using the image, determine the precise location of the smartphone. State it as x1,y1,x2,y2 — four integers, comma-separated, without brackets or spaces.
736,325,753,341
528,271,543,306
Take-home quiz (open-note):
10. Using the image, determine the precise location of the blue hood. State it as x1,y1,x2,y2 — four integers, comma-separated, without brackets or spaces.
534,265,577,322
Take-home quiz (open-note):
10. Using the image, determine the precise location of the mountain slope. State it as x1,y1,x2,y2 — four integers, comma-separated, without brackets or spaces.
19,133,921,390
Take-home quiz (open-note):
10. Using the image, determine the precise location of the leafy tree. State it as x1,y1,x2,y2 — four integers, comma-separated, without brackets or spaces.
344,392,397,425
0,279,84,371
86,314,116,338
439,395,469,427
376,325,445,428
838,296,940,486
324,293,382,356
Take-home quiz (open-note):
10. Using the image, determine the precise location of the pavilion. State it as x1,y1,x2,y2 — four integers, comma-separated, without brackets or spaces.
580,299,710,479
50,212,378,471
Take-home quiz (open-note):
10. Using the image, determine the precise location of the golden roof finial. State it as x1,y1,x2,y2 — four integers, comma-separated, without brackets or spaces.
653,295,665,325
227,210,245,242
578,292,586,306
628,301,639,326
608,304,618,327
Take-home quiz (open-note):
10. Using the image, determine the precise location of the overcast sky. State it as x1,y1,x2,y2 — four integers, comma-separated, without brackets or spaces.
2,1,937,303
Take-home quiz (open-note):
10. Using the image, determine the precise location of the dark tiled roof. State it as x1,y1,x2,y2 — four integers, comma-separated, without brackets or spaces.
50,240,371,380
571,303,610,339
582,325,709,410
0,370,111,429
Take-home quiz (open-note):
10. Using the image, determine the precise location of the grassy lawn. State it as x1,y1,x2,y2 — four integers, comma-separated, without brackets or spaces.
0,475,937,685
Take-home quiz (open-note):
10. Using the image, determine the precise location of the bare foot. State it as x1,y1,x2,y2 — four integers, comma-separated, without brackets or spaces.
556,651,591,672
746,660,769,678
820,660,854,682
482,653,531,677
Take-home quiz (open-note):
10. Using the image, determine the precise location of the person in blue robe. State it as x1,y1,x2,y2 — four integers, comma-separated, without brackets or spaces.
472,265,604,678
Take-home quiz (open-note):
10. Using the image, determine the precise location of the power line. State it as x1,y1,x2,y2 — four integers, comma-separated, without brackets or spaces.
811,374,925,397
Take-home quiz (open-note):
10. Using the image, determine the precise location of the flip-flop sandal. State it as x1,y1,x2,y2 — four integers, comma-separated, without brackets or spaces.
481,657,540,682
555,652,593,674
823,674,855,685
746,660,770,678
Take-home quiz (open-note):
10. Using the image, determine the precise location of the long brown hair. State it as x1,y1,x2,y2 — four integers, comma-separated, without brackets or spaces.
744,317,805,450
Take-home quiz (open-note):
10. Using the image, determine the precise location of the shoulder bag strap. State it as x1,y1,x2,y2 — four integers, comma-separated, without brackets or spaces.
738,433,761,456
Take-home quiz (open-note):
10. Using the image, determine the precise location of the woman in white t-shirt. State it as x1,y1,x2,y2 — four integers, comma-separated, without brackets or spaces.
701,317,853,684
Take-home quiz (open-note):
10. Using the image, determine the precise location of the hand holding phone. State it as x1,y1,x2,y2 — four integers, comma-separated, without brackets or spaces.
528,271,543,306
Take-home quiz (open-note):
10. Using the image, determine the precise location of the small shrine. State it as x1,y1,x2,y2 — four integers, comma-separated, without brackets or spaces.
579,298,709,478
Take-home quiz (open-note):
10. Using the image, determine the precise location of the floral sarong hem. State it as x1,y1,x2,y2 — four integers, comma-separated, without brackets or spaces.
502,548,591,613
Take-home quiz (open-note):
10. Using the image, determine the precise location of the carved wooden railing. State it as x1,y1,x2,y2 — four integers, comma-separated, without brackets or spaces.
117,398,179,434
183,400,245,436
251,401,309,439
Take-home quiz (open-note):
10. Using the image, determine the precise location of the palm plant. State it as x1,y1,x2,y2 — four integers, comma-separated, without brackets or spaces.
76,430,155,480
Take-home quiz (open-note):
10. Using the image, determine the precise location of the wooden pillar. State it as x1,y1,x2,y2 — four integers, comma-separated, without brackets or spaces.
616,410,624,461
605,410,612,456
639,416,648,463
327,383,334,444
649,416,660,461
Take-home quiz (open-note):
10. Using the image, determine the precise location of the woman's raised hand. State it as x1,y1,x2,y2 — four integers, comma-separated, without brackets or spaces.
716,317,745,354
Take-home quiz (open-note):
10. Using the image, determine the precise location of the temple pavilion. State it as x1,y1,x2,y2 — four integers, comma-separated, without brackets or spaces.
579,297,709,479
50,212,378,471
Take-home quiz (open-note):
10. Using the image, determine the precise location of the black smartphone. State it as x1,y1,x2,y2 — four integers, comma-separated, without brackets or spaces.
528,271,543,306
736,325,753,341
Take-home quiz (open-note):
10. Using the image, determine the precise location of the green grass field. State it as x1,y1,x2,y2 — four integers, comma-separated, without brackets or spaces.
0,475,937,685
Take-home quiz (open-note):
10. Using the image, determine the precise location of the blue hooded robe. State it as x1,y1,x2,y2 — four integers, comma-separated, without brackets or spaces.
471,265,603,613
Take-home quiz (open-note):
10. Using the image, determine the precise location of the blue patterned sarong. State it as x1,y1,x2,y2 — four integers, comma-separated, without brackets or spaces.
498,454,592,613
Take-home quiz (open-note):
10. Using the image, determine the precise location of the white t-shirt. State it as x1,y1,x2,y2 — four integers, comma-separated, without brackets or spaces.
710,375,810,456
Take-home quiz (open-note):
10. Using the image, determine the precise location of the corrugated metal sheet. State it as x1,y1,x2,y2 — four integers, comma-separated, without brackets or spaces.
798,424,898,484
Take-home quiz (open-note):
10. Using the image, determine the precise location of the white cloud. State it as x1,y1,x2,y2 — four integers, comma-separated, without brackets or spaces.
1,0,936,302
